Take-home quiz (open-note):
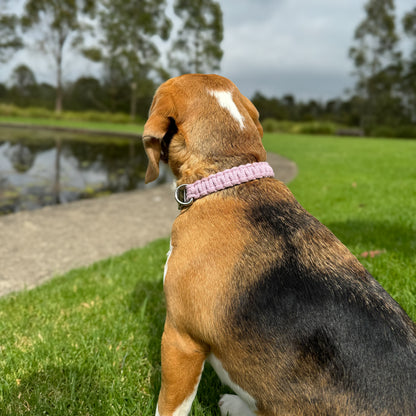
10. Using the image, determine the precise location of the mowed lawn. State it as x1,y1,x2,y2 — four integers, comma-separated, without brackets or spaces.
0,133,415,415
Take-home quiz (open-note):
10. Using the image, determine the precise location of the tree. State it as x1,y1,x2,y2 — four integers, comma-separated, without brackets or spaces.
169,0,223,74
251,92,288,121
21,0,96,113
8,65,38,107
403,7,416,59
402,7,416,121
10,64,37,93
84,0,171,119
0,14,23,62
64,76,106,111
348,0,402,129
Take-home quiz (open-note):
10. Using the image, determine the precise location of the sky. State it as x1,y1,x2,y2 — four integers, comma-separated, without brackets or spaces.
1,0,414,101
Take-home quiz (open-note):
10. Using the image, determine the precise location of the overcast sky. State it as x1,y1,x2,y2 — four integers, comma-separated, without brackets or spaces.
218,0,414,100
1,0,414,101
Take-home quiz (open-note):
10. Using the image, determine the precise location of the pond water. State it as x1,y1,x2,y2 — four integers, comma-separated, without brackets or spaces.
0,127,171,215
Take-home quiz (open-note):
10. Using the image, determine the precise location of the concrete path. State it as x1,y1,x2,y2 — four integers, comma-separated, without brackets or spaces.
0,153,297,297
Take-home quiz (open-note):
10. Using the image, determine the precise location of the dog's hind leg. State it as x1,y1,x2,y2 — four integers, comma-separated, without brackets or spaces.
219,394,256,416
156,319,207,416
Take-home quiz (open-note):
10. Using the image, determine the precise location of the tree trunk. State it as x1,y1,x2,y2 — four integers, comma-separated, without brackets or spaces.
53,137,62,204
130,82,137,121
55,35,64,114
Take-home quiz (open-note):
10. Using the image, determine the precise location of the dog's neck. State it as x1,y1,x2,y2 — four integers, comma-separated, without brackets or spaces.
175,162,274,209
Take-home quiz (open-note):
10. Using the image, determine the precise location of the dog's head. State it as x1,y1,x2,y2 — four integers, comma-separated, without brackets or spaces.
142,74,266,184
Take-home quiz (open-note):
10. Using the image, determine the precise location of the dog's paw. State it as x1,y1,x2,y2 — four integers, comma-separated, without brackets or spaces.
218,394,256,416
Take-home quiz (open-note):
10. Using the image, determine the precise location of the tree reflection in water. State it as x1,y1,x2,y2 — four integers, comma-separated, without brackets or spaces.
0,127,171,215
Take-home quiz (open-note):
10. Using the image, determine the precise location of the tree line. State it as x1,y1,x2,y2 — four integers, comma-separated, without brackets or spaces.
348,0,416,134
254,0,416,136
0,0,223,118
1,0,415,137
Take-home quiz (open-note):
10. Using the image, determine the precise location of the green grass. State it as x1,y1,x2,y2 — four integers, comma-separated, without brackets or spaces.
0,133,415,415
0,240,223,415
0,242,166,415
0,116,144,135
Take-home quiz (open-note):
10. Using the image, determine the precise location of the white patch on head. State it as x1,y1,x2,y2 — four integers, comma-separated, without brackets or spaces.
208,354,257,413
209,90,245,130
163,240,173,285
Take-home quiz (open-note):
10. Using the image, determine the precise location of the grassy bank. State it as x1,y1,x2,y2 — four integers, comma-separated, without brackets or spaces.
0,115,143,136
0,133,415,415
0,104,144,135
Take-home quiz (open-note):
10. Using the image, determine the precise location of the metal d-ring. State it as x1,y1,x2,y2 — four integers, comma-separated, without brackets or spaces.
175,184,194,208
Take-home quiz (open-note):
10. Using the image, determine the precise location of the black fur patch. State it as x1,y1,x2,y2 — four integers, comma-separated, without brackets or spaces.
228,184,416,412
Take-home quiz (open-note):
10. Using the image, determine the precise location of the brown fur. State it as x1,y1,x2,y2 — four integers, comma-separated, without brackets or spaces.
143,74,265,184
143,74,416,416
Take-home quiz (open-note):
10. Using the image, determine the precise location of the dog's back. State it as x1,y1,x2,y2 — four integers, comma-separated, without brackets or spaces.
218,179,416,415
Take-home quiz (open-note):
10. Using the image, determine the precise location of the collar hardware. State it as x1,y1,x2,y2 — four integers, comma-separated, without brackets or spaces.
175,183,194,209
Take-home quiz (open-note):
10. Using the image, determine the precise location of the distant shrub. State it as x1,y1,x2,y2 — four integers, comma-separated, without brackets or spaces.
370,126,396,138
298,122,336,135
108,112,132,124
62,111,104,122
370,125,416,139
261,119,303,134
0,104,52,118
395,125,416,139
262,118,282,133
335,128,364,137
262,118,338,135
24,107,54,118
0,104,22,116
58,110,133,124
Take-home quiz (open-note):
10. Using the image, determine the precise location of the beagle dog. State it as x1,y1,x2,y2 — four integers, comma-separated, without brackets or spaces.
142,74,416,416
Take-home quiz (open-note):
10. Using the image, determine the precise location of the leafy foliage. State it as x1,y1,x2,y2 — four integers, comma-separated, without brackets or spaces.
169,0,223,74
21,0,97,113
82,0,173,118
348,0,405,130
90,0,172,78
0,14,23,62
402,7,416,122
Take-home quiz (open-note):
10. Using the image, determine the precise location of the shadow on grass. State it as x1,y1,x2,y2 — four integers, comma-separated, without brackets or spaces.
327,219,415,258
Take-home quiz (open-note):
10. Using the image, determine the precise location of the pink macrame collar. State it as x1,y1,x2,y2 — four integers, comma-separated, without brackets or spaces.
174,161,274,209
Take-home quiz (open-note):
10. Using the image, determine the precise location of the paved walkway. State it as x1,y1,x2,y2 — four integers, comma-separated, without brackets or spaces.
0,153,297,297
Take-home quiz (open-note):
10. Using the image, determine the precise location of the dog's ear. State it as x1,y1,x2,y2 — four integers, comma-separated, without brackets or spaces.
240,94,263,138
142,136,162,184
142,90,176,183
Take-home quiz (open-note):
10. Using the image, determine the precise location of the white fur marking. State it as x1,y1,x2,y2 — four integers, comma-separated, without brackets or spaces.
171,362,204,416
208,354,257,413
155,404,160,416
209,90,245,130
219,394,256,416
163,241,173,285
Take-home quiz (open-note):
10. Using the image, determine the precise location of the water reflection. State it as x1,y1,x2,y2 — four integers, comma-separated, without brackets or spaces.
0,127,171,215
